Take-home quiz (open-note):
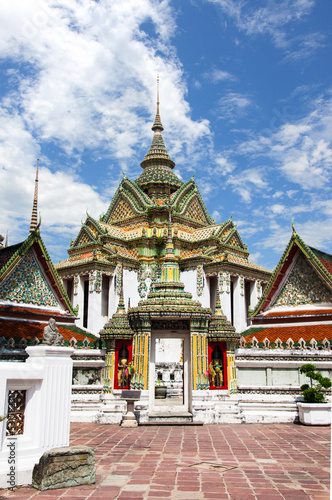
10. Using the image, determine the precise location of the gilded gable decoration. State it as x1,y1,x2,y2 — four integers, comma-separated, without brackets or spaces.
273,253,332,307
224,228,246,250
109,198,136,222
0,248,59,307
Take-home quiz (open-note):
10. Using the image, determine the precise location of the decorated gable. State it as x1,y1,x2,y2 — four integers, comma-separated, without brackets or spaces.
0,247,60,307
224,228,245,250
102,179,152,224
108,197,137,223
73,225,97,247
273,253,332,308
182,197,209,224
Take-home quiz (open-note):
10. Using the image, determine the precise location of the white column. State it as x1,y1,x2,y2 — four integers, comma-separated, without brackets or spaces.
233,275,246,333
26,346,74,449
219,272,232,323
250,280,260,310
73,275,84,328
108,275,117,318
88,271,103,333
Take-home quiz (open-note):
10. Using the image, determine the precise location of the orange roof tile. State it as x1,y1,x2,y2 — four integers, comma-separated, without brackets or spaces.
0,319,95,343
244,324,332,343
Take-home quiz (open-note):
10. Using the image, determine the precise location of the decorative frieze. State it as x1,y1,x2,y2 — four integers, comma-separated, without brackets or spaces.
73,275,79,296
196,265,203,296
89,270,102,294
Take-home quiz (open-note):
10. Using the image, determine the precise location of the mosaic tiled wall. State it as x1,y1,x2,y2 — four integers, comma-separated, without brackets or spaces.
273,253,332,307
0,249,59,307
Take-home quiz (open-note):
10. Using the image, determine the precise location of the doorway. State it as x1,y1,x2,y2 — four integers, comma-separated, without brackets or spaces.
149,330,191,413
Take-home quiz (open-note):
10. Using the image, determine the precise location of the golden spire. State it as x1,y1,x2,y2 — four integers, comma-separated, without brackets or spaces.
29,159,39,233
157,74,160,116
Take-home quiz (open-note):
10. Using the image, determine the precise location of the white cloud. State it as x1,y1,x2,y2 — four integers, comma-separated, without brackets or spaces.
270,204,286,215
218,92,253,120
204,68,235,83
0,107,108,246
226,167,268,202
234,91,332,192
215,156,235,175
0,0,211,164
210,0,316,52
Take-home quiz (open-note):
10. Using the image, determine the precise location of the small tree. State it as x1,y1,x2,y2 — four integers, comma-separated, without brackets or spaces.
300,363,331,403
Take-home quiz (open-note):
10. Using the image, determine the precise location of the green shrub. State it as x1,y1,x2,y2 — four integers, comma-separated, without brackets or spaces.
299,363,331,403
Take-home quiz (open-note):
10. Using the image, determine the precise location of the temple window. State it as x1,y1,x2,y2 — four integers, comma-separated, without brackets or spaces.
6,390,26,436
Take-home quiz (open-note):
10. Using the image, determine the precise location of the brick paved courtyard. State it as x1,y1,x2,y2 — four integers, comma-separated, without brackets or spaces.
1,423,330,500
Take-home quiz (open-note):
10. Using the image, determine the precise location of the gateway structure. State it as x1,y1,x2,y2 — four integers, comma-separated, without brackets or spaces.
56,88,271,422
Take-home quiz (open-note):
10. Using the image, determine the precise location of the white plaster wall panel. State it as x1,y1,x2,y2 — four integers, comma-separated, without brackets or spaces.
124,269,139,308
88,287,102,333
181,269,197,300
233,276,246,332
108,275,118,318
200,269,210,309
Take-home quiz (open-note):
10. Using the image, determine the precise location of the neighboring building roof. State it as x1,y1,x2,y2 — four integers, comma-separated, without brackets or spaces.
0,226,75,315
245,229,332,347
0,318,97,345
252,230,332,317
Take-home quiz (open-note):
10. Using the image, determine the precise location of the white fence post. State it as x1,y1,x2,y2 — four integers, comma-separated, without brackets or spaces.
0,346,74,488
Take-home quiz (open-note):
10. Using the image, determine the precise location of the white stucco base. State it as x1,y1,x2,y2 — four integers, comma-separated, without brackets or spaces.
0,346,74,488
69,389,313,425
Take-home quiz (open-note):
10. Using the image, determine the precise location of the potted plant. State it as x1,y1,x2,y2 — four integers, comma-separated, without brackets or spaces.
155,379,167,399
297,363,331,426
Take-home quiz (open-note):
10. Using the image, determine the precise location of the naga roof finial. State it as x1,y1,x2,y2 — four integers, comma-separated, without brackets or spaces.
29,159,39,233
291,216,296,234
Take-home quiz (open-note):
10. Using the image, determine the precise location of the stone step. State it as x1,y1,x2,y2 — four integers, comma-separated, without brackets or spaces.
141,411,203,426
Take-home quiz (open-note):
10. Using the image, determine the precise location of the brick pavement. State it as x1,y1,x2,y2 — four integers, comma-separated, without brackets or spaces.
0,423,330,500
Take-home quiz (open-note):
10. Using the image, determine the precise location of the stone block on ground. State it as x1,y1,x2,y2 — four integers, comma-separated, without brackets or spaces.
32,445,95,491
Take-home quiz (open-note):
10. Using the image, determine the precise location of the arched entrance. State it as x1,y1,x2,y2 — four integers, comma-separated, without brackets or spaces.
149,330,191,413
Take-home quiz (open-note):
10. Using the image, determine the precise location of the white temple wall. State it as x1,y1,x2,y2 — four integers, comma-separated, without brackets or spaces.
73,275,85,329
220,272,232,323
199,269,210,308
250,280,260,308
87,278,102,333
123,269,140,308
108,275,117,318
233,275,247,333
180,269,197,299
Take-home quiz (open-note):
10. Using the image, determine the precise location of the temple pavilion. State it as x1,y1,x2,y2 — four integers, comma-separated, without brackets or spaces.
56,85,271,421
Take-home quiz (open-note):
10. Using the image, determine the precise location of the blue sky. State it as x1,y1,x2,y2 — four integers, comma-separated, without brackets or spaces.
0,0,331,272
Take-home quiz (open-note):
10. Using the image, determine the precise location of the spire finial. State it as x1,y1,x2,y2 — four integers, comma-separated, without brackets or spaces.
29,159,39,233
291,217,296,234
157,74,160,116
